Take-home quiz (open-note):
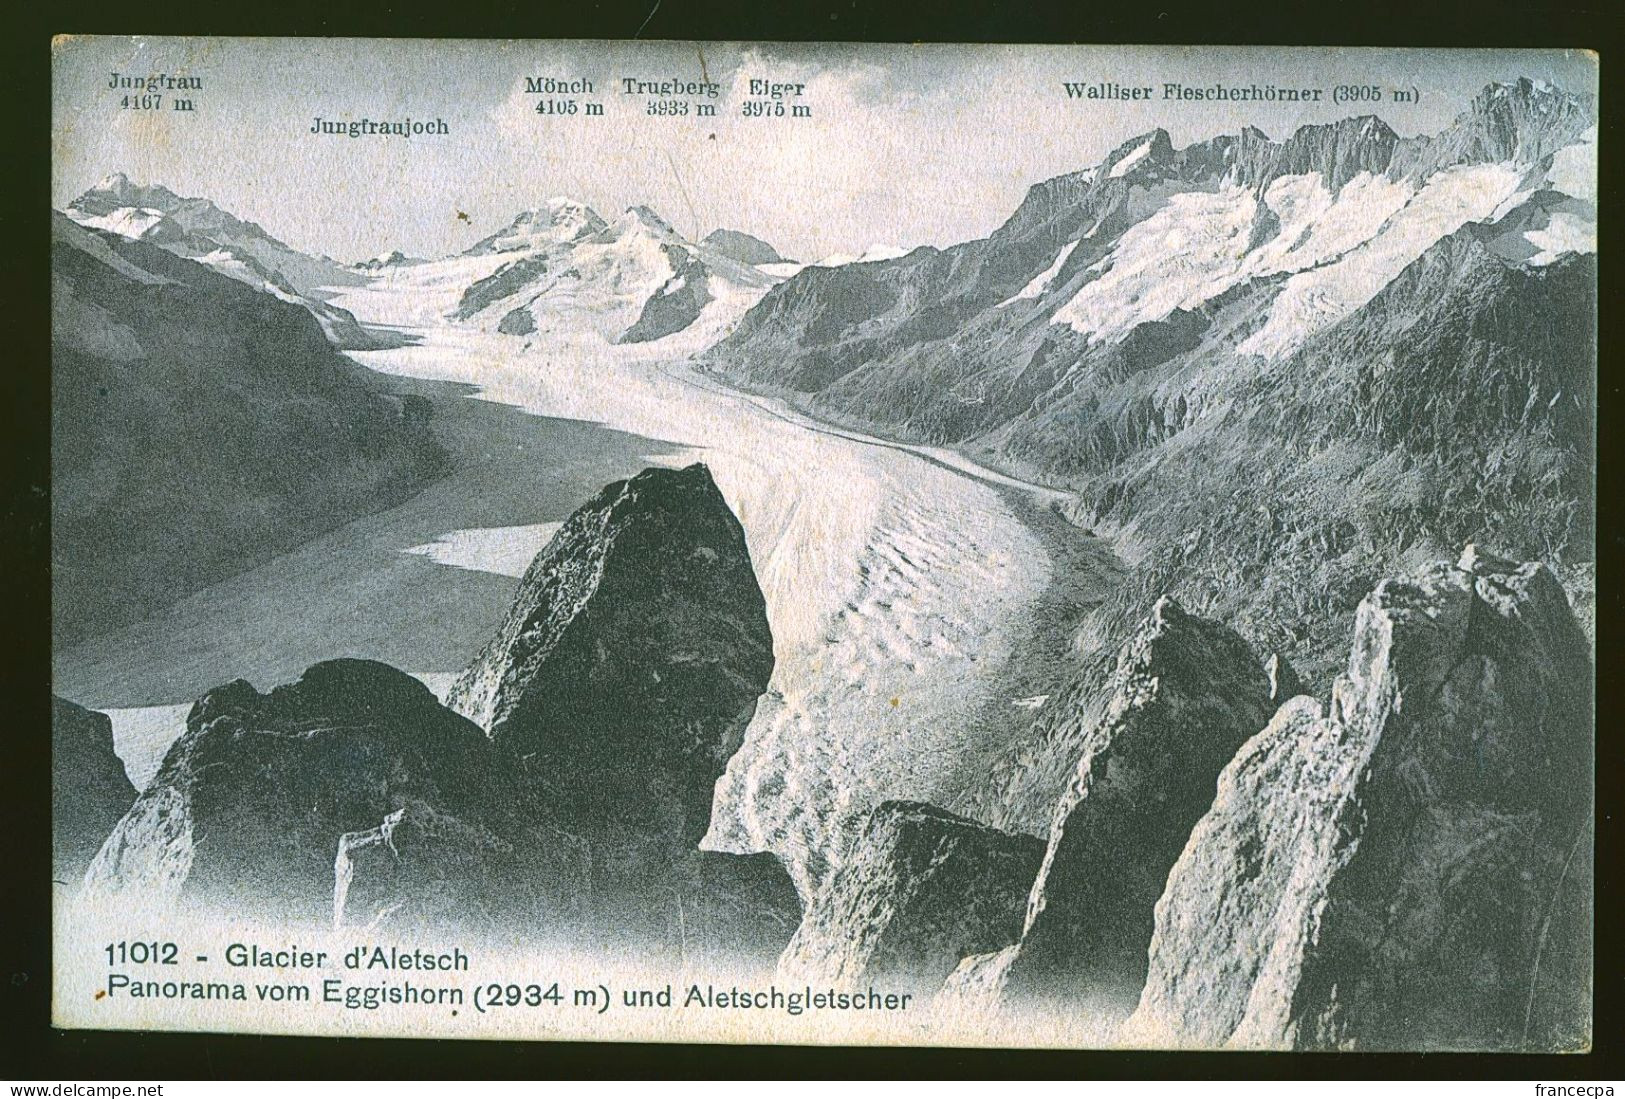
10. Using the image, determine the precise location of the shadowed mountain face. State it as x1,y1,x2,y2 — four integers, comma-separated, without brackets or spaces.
85,660,523,925
701,78,1596,683
932,598,1276,1019
52,213,447,646
448,463,776,859
701,228,788,266
451,201,781,345
779,801,1044,999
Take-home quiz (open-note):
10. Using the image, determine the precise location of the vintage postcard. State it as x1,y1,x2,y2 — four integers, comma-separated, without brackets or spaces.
49,37,1596,1051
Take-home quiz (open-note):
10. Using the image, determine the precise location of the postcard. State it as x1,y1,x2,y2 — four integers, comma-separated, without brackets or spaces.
49,37,1597,1050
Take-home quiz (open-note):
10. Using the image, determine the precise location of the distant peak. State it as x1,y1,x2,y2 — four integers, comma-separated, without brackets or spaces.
700,228,786,266
1104,129,1172,178
625,205,677,234
512,197,604,227
468,198,608,254
69,175,189,218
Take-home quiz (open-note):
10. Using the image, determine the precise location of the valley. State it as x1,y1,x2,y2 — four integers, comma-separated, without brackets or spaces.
53,255,1109,895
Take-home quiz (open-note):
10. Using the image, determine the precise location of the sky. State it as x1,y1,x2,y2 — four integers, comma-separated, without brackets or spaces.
52,38,1598,264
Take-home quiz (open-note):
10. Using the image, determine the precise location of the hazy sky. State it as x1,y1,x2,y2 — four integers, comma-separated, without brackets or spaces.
52,38,1597,263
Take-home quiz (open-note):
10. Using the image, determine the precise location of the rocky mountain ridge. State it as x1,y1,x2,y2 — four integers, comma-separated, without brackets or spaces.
699,77,1596,686
1127,546,1592,1050
64,174,401,351
800,549,1592,1051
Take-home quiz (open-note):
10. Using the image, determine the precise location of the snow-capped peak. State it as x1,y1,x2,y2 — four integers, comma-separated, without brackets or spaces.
466,198,608,254
514,196,604,234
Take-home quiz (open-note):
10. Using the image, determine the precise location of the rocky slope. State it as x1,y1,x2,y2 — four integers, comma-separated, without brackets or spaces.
1127,547,1593,1051
701,78,1596,686
779,801,1044,998
64,175,400,351
52,697,138,884
51,213,447,646
947,598,1276,1017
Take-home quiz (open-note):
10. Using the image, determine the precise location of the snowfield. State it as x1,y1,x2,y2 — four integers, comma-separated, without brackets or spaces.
1048,161,1540,359
327,262,1068,899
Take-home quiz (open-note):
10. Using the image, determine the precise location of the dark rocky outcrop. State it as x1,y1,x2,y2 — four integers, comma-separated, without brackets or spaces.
448,463,775,868
52,696,138,883
969,597,1277,1017
333,802,535,934
84,659,534,926
662,850,803,965
1129,547,1593,1051
701,229,787,267
1265,652,1305,703
497,306,537,335
779,801,1044,998
455,253,552,320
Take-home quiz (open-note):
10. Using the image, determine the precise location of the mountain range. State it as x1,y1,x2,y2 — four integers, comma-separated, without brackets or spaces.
451,198,783,345
700,77,1597,682
65,174,405,350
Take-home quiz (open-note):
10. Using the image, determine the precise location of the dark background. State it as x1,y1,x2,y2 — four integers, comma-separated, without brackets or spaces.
5,0,1620,1080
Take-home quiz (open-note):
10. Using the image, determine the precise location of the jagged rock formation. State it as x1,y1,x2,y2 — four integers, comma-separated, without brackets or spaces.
1128,547,1593,1051
965,597,1277,1017
702,78,1596,685
52,213,446,646
448,463,775,862
82,466,798,960
451,201,778,344
779,801,1044,997
84,660,533,926
52,697,138,883
701,228,787,266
